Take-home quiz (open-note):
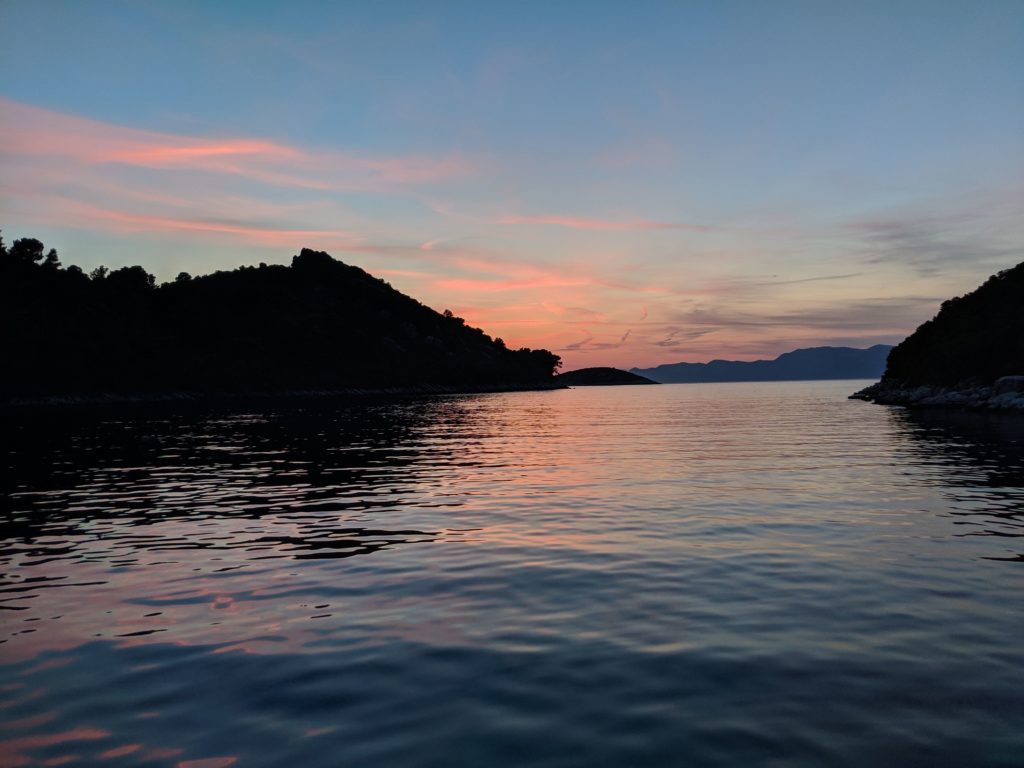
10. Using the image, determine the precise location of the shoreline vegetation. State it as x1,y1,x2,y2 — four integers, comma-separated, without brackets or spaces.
5,231,1019,411
852,260,1024,410
1,234,562,405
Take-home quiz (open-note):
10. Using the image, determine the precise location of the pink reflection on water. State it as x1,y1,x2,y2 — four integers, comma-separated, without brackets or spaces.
176,758,237,768
303,726,338,738
0,727,110,767
0,712,56,731
99,743,142,759
17,657,75,677
145,747,184,760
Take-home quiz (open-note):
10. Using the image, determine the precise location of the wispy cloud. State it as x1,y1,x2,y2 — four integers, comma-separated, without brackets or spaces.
434,273,590,294
667,296,943,333
499,214,711,232
562,334,594,351
77,204,355,246
846,194,1024,277
0,96,479,261
8,190,361,249
0,97,474,192
651,328,720,349
764,272,863,286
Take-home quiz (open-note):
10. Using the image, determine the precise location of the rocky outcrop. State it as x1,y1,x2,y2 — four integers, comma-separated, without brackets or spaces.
852,376,1024,410
853,260,1024,410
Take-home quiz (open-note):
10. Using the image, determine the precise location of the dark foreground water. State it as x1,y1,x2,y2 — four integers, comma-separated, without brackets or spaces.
2,381,1024,767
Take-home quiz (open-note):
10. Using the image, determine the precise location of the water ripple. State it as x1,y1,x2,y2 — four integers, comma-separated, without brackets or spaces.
2,382,1024,766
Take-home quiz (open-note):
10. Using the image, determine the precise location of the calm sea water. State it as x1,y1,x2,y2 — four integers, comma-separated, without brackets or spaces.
2,381,1023,767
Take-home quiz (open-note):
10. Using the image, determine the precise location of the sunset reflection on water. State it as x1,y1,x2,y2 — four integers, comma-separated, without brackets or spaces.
3,382,1024,766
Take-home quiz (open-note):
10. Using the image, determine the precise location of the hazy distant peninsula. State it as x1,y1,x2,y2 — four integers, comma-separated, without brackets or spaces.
853,261,1024,410
0,236,561,402
556,367,658,386
632,345,892,384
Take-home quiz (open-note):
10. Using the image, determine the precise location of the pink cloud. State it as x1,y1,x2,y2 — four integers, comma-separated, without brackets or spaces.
540,302,607,321
434,275,588,293
30,196,357,248
0,97,480,255
0,97,473,191
499,214,710,232
108,140,303,167
90,210,353,246
374,267,436,279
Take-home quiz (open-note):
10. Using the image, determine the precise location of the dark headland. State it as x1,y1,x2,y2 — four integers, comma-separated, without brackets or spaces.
632,345,892,384
0,236,562,404
853,261,1024,410
556,367,658,386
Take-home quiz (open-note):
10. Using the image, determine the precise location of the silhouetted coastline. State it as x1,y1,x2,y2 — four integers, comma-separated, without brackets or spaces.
556,367,658,386
853,261,1024,410
0,235,562,404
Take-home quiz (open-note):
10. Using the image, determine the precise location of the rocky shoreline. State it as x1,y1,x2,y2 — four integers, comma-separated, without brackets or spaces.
851,376,1024,410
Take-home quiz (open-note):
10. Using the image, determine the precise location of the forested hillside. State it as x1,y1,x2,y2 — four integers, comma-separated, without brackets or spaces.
0,235,561,399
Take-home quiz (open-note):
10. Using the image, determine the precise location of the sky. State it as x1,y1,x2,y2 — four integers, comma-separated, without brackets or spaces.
1,1,1021,369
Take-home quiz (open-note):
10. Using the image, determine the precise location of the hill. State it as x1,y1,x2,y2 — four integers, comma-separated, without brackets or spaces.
556,367,658,386
0,235,561,401
853,261,1024,409
632,345,892,384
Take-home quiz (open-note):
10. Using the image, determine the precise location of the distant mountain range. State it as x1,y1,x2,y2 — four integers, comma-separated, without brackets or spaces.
632,345,892,384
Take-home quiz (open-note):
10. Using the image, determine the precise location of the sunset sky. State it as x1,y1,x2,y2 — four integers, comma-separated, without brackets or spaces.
1,1,1021,369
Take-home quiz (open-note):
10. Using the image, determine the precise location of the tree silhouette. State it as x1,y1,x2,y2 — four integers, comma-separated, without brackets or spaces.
1,239,562,399
8,237,46,264
882,261,1024,386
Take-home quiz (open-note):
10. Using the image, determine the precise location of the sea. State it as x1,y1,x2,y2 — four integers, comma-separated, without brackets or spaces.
2,380,1023,767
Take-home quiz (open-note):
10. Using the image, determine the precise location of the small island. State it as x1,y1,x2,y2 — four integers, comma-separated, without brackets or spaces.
853,260,1024,410
0,236,562,403
555,367,659,387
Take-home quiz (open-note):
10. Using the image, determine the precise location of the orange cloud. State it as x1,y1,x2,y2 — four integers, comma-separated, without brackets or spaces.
430,254,601,294
434,276,588,293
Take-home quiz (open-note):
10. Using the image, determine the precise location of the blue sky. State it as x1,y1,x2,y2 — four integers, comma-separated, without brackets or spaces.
1,0,1021,367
